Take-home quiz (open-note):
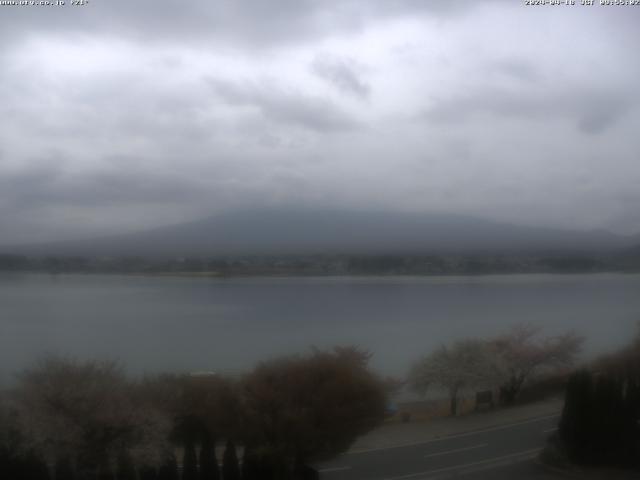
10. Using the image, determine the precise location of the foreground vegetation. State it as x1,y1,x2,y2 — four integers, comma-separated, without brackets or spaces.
0,347,387,480
3,325,638,478
545,330,640,470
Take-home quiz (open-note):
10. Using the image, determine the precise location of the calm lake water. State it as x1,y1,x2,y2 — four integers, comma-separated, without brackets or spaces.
1,273,639,382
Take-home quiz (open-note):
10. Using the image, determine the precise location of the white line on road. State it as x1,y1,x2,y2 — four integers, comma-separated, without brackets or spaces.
318,466,351,473
380,448,542,480
423,443,487,458
346,413,559,455
542,427,557,433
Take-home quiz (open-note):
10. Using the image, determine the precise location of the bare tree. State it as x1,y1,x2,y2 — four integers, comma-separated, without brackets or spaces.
240,346,387,477
409,339,502,416
490,325,583,404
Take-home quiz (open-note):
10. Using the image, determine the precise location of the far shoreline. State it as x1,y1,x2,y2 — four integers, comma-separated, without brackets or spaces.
3,269,640,280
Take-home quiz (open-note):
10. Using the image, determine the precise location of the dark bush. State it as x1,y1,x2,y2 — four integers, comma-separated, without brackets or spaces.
221,440,240,480
116,452,136,480
199,434,219,480
54,456,76,480
157,454,179,480
183,440,198,480
559,369,639,467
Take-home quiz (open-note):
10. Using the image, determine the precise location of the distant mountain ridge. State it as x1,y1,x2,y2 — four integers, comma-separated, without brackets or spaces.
5,208,639,257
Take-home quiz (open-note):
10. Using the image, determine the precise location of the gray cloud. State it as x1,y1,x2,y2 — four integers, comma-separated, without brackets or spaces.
489,58,540,83
312,55,370,99
424,87,633,135
0,0,639,243
0,159,205,211
0,0,500,49
209,78,361,133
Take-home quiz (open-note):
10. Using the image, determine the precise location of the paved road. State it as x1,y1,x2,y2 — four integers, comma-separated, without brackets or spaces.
316,414,560,480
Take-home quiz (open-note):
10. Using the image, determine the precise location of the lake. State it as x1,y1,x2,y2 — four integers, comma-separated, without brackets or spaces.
1,273,639,382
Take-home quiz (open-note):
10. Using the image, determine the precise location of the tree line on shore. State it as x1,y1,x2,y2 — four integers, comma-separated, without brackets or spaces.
2,251,638,276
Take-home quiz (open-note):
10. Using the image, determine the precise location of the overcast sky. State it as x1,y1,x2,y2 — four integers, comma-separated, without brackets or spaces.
1,0,639,244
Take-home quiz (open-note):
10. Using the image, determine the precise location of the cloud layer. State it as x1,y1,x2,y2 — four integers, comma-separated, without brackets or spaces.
0,1,639,243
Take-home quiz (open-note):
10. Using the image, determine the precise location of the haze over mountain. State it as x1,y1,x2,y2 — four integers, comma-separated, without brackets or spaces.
7,209,639,258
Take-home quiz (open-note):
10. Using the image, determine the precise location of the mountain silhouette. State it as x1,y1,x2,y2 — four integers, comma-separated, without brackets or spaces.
7,208,639,257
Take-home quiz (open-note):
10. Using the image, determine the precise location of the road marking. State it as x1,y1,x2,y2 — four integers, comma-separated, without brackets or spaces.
543,427,557,433
318,466,351,473
345,413,559,455
380,448,541,480
423,443,487,458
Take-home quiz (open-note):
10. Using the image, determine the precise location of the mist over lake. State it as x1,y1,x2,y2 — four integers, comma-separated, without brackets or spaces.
2,272,639,382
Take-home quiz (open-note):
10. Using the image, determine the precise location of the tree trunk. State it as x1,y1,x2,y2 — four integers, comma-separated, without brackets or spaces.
501,374,526,405
450,387,458,416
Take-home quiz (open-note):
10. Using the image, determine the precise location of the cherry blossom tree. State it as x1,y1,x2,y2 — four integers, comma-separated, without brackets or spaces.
410,339,503,416
13,357,170,479
490,325,583,404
